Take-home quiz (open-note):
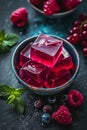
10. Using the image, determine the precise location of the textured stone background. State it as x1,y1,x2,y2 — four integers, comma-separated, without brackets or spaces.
0,0,87,130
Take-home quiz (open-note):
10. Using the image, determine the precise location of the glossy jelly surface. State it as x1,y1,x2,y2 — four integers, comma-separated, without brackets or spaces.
52,48,73,72
20,44,31,66
30,34,63,67
18,34,74,88
19,59,50,87
44,70,71,88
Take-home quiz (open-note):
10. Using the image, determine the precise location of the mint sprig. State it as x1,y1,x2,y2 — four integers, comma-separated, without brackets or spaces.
0,84,25,114
0,29,19,54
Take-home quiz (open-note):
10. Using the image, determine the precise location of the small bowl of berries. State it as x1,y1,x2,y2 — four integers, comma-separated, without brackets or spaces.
28,0,82,17
12,34,79,95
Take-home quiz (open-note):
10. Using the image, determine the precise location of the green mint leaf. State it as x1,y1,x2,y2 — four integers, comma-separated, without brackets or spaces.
16,88,25,95
0,44,10,54
0,84,14,93
0,84,25,114
0,29,19,54
0,84,11,98
4,33,19,47
0,92,9,99
14,97,25,114
0,29,5,42
6,95,15,104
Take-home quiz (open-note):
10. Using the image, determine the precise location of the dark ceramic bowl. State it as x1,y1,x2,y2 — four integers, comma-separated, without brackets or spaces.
27,0,82,18
12,35,79,95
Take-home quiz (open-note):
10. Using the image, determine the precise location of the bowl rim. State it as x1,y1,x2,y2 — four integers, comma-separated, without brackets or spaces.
27,0,81,17
12,35,80,94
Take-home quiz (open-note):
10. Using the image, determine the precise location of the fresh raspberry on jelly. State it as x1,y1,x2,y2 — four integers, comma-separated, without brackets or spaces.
10,7,28,27
52,105,72,125
43,0,61,15
68,90,83,107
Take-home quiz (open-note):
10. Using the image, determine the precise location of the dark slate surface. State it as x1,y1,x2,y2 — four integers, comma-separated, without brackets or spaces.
0,0,87,130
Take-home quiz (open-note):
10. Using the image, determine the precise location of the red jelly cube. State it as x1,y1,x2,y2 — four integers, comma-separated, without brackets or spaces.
26,78,42,88
45,70,71,88
19,59,47,86
53,71,71,87
70,64,77,75
52,48,73,72
20,44,31,67
30,34,63,67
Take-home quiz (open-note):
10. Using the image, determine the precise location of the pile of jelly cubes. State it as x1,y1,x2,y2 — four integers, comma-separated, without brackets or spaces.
19,34,74,88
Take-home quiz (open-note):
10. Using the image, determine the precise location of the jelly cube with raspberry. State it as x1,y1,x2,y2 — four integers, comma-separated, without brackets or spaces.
52,48,73,72
19,44,31,67
30,34,63,67
45,70,71,88
19,59,47,86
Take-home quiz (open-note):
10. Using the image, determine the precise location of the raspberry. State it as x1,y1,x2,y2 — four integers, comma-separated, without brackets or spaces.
30,0,42,6
43,0,61,15
10,7,28,27
68,90,83,107
52,105,72,125
63,0,82,11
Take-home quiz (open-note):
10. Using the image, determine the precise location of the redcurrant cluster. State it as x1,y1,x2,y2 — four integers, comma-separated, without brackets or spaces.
67,14,87,56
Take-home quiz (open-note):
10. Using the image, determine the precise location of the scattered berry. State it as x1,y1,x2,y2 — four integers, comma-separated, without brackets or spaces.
42,113,51,124
10,7,28,27
48,96,56,105
43,105,52,113
52,105,72,125
43,0,61,15
34,99,42,108
68,90,83,107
